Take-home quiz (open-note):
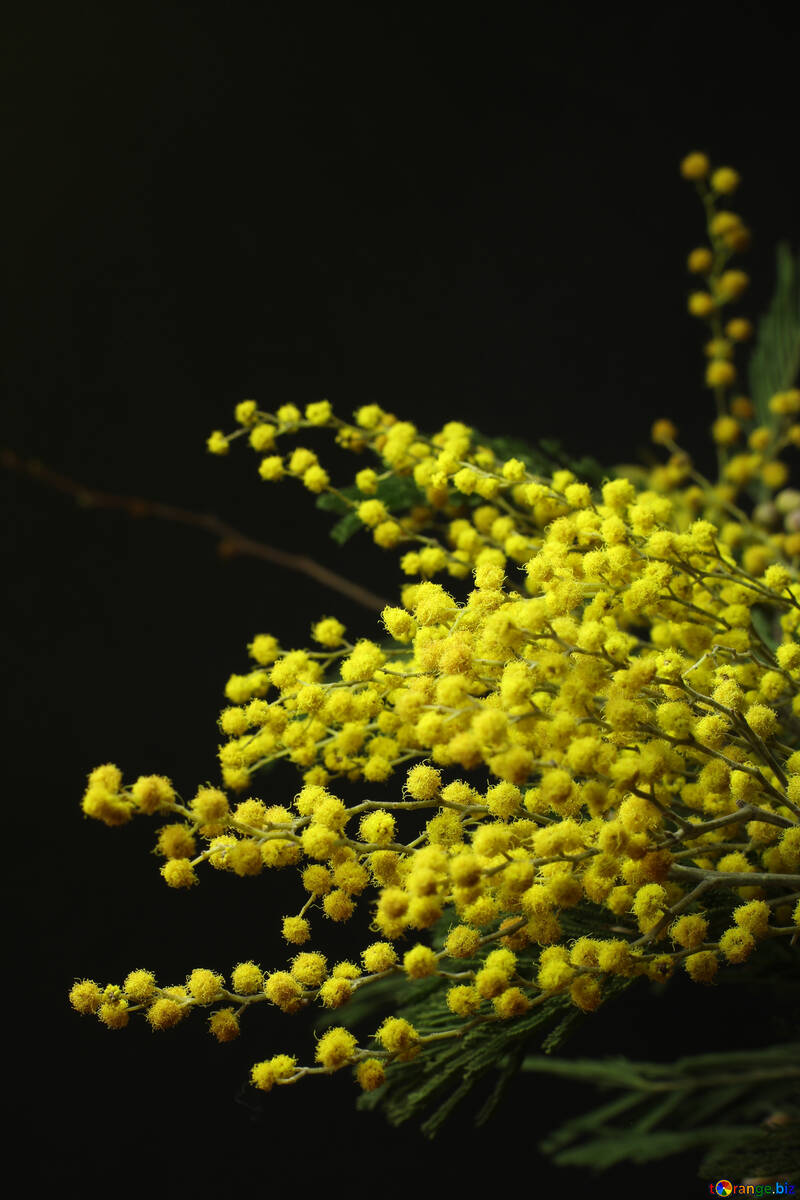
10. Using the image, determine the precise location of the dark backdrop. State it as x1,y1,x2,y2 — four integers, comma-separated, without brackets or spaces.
5,3,798,1191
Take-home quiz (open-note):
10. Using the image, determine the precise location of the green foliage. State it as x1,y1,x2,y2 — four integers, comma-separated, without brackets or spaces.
355,983,597,1139
319,901,632,1136
327,908,799,1166
750,603,783,655
522,1044,800,1173
316,430,608,545
748,241,800,426
700,1116,800,1181
316,474,425,544
475,431,607,487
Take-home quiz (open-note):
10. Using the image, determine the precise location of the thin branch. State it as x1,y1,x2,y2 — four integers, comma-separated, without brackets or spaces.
668,864,800,889
3,448,389,613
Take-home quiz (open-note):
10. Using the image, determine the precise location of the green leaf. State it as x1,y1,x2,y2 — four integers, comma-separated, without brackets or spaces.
540,1005,586,1054
315,487,357,515
315,473,425,544
317,427,609,546
540,1090,647,1152
475,432,554,475
548,1124,752,1170
528,1043,800,1171
349,902,633,1134
687,1083,750,1127
473,1047,525,1128
373,473,425,511
750,604,782,655
356,990,580,1134
748,241,800,426
475,431,607,486
328,511,362,545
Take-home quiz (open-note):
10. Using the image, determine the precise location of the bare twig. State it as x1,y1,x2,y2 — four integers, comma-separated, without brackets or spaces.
3,448,389,613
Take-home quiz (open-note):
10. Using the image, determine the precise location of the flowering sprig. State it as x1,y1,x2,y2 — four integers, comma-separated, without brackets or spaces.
71,152,799,1107
680,151,800,503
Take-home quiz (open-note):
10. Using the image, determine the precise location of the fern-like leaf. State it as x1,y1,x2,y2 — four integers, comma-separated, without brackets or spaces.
748,241,800,425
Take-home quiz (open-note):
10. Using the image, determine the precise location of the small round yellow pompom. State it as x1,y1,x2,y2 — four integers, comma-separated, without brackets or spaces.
98,999,130,1029
190,786,229,828
318,978,352,1008
631,883,667,932
207,430,229,455
684,951,718,983
493,987,531,1018
251,1054,296,1091
403,944,438,979
744,704,778,739
81,786,132,827
501,458,527,482
131,774,175,814
231,962,264,994
357,498,389,528
291,952,327,987
762,461,789,491
359,809,397,845
381,605,417,641
160,859,198,889
362,942,399,973
146,997,185,1030
726,318,753,342
311,616,346,647
302,465,330,493
730,395,754,419
705,361,736,388
711,415,740,445
680,152,710,180
123,970,157,1003
710,167,740,194
315,1027,358,1070
405,763,442,800
264,972,303,1012
322,889,356,922
778,826,800,869
732,900,770,938
356,1059,386,1091
443,925,481,958
235,399,258,426
717,270,749,300
88,763,123,791
769,389,800,416
718,927,756,963
687,247,712,274
688,292,715,318
258,456,285,481
305,399,332,425
249,423,275,452
651,419,677,445
188,968,223,1004
376,1017,420,1061
355,468,379,494
69,980,103,1015
282,916,311,945
749,427,771,452
569,975,603,1011
669,914,708,949
209,1008,240,1042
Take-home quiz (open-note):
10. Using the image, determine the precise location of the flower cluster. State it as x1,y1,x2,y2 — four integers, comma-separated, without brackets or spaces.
71,153,799,1098
678,150,800,516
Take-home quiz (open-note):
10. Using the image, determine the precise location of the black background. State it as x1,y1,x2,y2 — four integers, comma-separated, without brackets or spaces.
5,3,799,1191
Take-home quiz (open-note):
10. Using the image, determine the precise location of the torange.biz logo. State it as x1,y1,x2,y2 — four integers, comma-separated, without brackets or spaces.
710,1184,795,1197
